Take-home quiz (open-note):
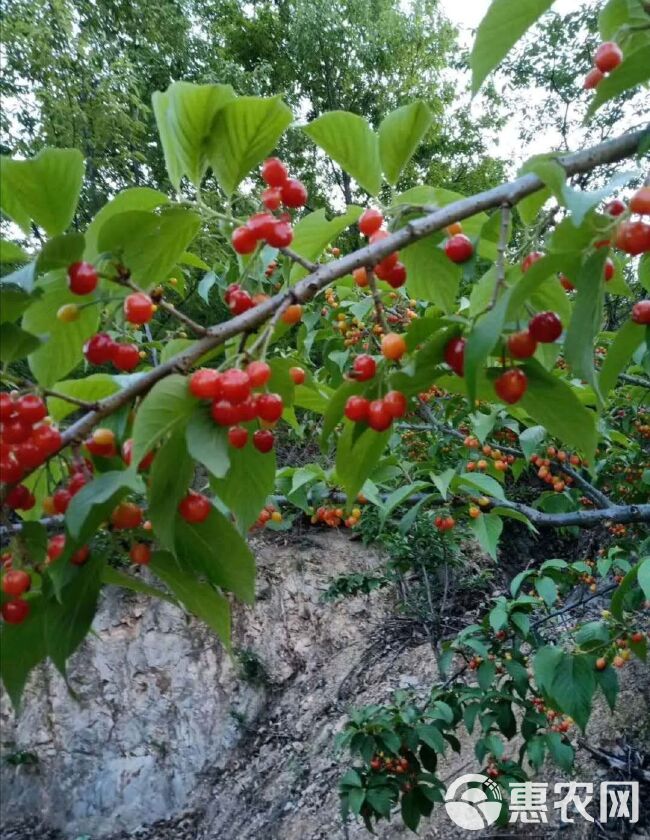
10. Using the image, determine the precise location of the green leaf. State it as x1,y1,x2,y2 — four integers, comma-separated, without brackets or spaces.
456,472,505,501
210,438,276,531
131,374,197,468
535,576,558,608
477,659,497,690
66,470,143,545
526,736,546,770
36,233,85,273
378,101,432,185
416,724,445,753
146,430,194,551
46,374,119,422
489,603,508,632
0,596,48,709
575,621,610,651
402,240,460,314
22,272,99,387
173,508,256,602
0,148,84,236
378,482,428,529
320,379,366,447
208,96,292,195
639,254,650,292
469,513,503,560
599,320,645,395
519,425,546,460
638,558,650,600
0,322,43,363
564,250,607,397
335,424,391,505
545,731,574,772
150,551,231,647
186,408,230,479
517,187,552,226
595,665,619,711
611,563,639,620
85,187,170,260
19,521,48,565
102,565,176,604
549,653,596,731
431,468,456,500
533,645,563,694
289,206,362,282
400,791,421,832
0,240,29,263
0,284,37,323
587,45,650,115
470,0,555,93
303,111,382,195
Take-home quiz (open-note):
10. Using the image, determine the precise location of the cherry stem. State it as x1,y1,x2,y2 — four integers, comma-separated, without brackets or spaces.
488,203,511,310
367,267,388,334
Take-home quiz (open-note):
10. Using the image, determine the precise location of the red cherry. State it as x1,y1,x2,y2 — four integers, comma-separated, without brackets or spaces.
522,252,544,273
280,178,308,208
559,274,575,292
528,311,562,343
615,221,650,255
444,337,465,377
604,258,615,282
5,485,35,511
235,395,258,422
583,68,604,89
15,441,46,469
70,545,90,566
228,426,248,449
262,187,282,211
130,543,151,565
85,436,117,458
494,369,528,404
344,396,370,423
0,393,17,421
385,262,407,288
228,289,254,315
261,157,288,187
68,472,88,496
248,212,276,242
1,569,31,597
121,438,155,471
220,369,251,404
507,330,537,359
359,208,384,237
178,491,211,523
632,300,650,325
16,395,47,425
367,400,392,432
595,41,623,73
224,283,241,305
604,198,626,217
265,220,293,248
352,355,376,382
253,429,274,453
290,366,305,385
231,225,257,254
375,252,399,280
444,234,473,264
111,501,143,530
0,456,22,485
1,419,31,444
256,393,284,422
384,390,407,419
47,534,66,562
124,292,154,325
1,599,30,624
84,333,115,366
53,488,71,514
211,399,240,426
630,187,650,215
31,424,61,457
189,369,223,400
67,261,98,295
246,360,272,388
369,229,390,245
111,343,140,372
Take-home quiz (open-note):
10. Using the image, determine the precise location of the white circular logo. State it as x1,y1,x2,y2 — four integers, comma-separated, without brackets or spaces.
444,773,503,830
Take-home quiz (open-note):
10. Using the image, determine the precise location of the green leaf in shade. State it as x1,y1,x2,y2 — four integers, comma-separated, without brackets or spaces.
85,187,170,260
335,424,391,507
46,374,119,422
549,653,596,731
564,250,607,398
588,45,650,115
0,323,43,363
611,564,639,620
378,101,432,185
533,645,563,694
19,521,48,565
173,508,256,602
150,551,231,647
36,233,85,273
0,284,38,323
186,408,230,479
22,272,99,387
303,111,382,195
469,513,503,560
0,148,84,236
131,374,196,467
267,357,296,406
101,565,176,604
289,207,362,282
402,239,460,313
1,261,37,294
638,558,650,600
0,596,48,709
147,431,194,552
535,575,558,607
0,240,29,263
208,96,292,195
470,0,555,93
639,254,650,292
519,424,546,460
477,659,497,690
66,470,143,545
517,187,552,226
377,482,428,530
456,472,505,501
210,438,276,531
545,731,574,772
595,665,619,712
599,320,645,395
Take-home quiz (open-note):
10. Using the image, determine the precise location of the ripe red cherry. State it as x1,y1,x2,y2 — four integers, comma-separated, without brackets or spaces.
70,545,90,566
444,234,473,263
228,289,254,315
352,355,376,382
256,393,284,422
111,343,141,372
261,157,288,187
266,220,293,248
15,441,46,469
507,330,537,359
231,225,257,254
375,252,399,279
247,213,276,241
632,300,650,325
367,400,392,432
68,472,88,496
344,396,370,423
1,419,31,444
604,198,626,217
281,178,308,208
583,68,604,89
68,261,98,295
604,258,615,282
261,186,282,211
53,488,71,514
253,429,274,453
0,393,17,421
444,337,466,377
16,395,47,425
84,332,115,365
121,438,155,471
595,41,623,73
111,501,143,530
559,274,575,292
528,311,562,343
236,396,258,422
630,187,650,215
494,369,528,404
0,456,22,484
384,390,407,419
246,360,272,388
615,221,650,255
211,400,240,426
1,599,30,624
522,251,544,273
290,366,305,385
228,426,248,449
31,424,62,456
189,369,223,400
220,369,251,404
386,262,407,288
5,485,35,511
178,491,211,523
1,569,31,597
47,534,66,562
124,293,154,325
359,208,384,237
130,543,151,565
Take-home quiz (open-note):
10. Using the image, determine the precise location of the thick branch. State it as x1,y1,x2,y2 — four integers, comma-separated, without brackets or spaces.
485,498,650,528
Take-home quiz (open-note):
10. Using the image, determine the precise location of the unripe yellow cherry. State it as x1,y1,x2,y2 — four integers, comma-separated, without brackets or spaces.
57,303,80,322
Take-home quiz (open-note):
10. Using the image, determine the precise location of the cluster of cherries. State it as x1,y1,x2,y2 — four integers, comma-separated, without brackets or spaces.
231,157,308,255
343,350,409,432
84,331,141,372
443,221,474,264
0,393,62,505
434,514,455,531
353,208,408,289
251,502,283,530
223,280,303,324
311,504,362,529
583,40,623,90
463,437,516,473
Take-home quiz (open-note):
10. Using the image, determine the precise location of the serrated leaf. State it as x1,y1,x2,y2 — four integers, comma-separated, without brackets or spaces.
469,513,503,560
210,438,276,531
289,206,362,282
378,101,432,185
131,374,197,468
102,565,176,604
36,233,85,273
85,187,170,260
564,250,607,398
519,425,546,460
147,431,194,552
186,408,230,479
456,472,505,501
535,575,558,607
335,423,391,506
549,653,596,731
46,374,119,422
0,595,48,708
65,470,143,545
402,239,460,314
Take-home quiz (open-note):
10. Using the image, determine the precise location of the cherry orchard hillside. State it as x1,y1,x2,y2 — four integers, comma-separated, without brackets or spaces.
1,0,650,833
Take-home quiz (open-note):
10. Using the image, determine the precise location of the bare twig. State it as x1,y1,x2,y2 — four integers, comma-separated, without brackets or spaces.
366,267,388,333
279,246,319,273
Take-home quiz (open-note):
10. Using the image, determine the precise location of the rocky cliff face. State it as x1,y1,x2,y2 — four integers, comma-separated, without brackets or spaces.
1,531,648,840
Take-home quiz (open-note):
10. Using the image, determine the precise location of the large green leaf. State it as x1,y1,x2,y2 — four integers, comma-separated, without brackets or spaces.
0,148,84,236
85,187,170,260
0,596,48,709
131,374,197,468
186,408,230,479
549,653,596,731
208,96,293,195
378,101,432,185
173,508,256,602
402,238,460,313
335,423,391,505
587,45,650,115
0,240,29,263
303,111,382,195
147,431,194,552
46,374,120,422
102,565,176,604
0,323,43,364
22,272,99,387
470,0,555,93
469,513,503,560
210,438,276,531
65,470,143,545
0,284,38,323
564,250,607,397
600,320,646,395
36,233,85,273
150,551,231,647
289,207,362,282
